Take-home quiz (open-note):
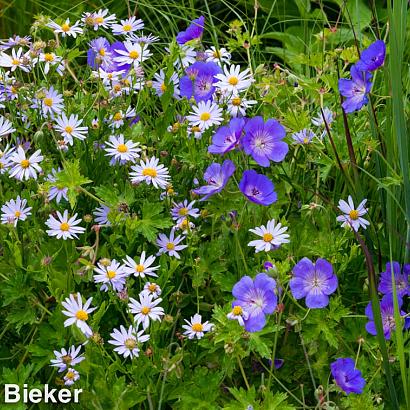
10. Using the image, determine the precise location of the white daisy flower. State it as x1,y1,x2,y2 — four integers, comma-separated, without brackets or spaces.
108,106,137,129
227,305,249,326
108,325,149,359
182,313,214,339
122,251,159,278
142,282,162,299
93,67,125,85
152,69,180,98
226,94,257,117
336,195,369,232
45,210,86,240
130,157,171,189
187,125,203,140
175,218,195,234
47,19,83,38
39,86,64,117
83,9,116,31
63,368,80,386
0,115,15,138
113,41,152,69
312,107,334,127
112,16,144,35
50,345,85,373
128,294,165,329
214,65,254,93
104,134,141,164
9,147,43,181
248,219,290,253
156,228,187,259
54,113,88,145
1,196,32,226
61,292,96,338
38,52,64,75
126,32,160,44
172,45,196,68
93,259,128,292
0,47,30,72
0,145,14,174
93,204,111,226
186,100,223,130
205,47,231,64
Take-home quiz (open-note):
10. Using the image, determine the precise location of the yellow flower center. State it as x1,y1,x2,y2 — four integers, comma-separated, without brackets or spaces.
192,323,203,332
75,310,88,321
200,112,211,121
60,222,70,231
148,283,157,292
117,144,128,153
179,219,189,229
113,84,122,92
231,97,241,106
136,264,145,273
12,58,20,66
14,211,21,217
99,48,105,56
123,24,132,32
65,371,75,380
228,76,239,86
44,53,54,62
43,97,53,107
142,168,157,177
166,242,175,250
64,125,73,134
124,338,136,349
62,355,72,364
95,16,104,24
160,83,167,92
213,50,221,58
349,210,359,220
106,270,116,279
61,23,70,32
20,159,30,168
303,138,309,144
141,306,151,315
129,50,139,59
178,207,189,216
113,112,123,121
263,233,273,242
232,306,243,315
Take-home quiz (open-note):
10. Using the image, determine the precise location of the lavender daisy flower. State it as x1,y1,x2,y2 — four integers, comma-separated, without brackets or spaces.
171,199,200,223
330,358,366,395
239,170,277,206
208,117,245,155
365,293,410,340
176,16,205,45
378,261,410,297
180,61,221,102
231,273,277,332
291,129,315,145
355,40,386,72
156,228,187,259
87,37,114,70
193,159,236,201
338,65,372,113
242,116,288,167
46,168,68,203
289,257,338,308
93,204,111,226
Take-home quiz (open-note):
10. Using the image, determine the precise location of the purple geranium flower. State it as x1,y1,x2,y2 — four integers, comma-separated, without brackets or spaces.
338,65,372,113
180,61,221,102
208,118,245,154
193,159,235,201
239,170,277,206
355,40,386,71
232,273,277,332
289,257,338,308
378,261,410,297
330,358,366,394
176,16,205,45
365,293,410,340
242,116,288,167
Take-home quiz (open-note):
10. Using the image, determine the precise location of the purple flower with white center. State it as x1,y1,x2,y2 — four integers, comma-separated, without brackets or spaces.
355,40,386,71
338,65,372,113
330,358,366,395
365,293,410,340
156,228,187,259
208,117,245,155
176,16,205,45
242,116,288,167
231,273,277,332
171,200,200,223
291,129,315,145
46,168,68,203
378,261,410,297
239,170,277,206
180,61,221,102
289,257,338,308
87,37,114,70
193,159,236,201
